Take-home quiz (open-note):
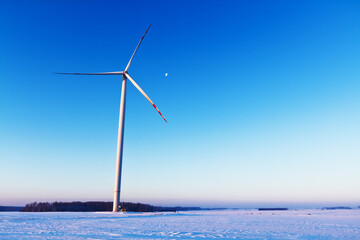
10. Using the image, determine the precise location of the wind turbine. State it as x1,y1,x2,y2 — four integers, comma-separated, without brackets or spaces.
55,25,167,212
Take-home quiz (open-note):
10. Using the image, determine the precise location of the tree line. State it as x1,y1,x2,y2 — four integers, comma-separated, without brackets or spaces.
21,201,161,212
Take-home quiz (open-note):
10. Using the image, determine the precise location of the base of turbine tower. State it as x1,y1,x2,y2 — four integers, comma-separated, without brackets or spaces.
112,204,121,212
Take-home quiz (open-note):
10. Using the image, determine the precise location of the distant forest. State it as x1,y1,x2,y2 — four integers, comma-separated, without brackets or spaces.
22,201,161,212
0,206,24,211
21,201,206,212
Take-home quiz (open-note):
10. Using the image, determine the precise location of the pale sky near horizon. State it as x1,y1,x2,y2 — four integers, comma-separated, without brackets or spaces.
1,0,360,208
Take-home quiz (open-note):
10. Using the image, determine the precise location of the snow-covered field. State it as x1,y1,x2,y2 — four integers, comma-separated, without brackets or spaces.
0,209,359,239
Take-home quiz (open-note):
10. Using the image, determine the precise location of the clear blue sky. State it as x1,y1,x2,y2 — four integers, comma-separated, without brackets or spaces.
1,0,360,208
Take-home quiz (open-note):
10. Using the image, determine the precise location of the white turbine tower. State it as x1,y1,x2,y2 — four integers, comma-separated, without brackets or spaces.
55,25,167,212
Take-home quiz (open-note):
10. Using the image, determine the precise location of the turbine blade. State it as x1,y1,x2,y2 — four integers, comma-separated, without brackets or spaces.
124,24,151,72
54,71,124,75
124,72,167,123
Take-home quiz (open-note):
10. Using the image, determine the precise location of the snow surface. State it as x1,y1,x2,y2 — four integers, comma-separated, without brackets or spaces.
0,209,359,239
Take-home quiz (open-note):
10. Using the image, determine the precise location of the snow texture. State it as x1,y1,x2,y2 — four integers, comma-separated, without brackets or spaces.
0,209,359,239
